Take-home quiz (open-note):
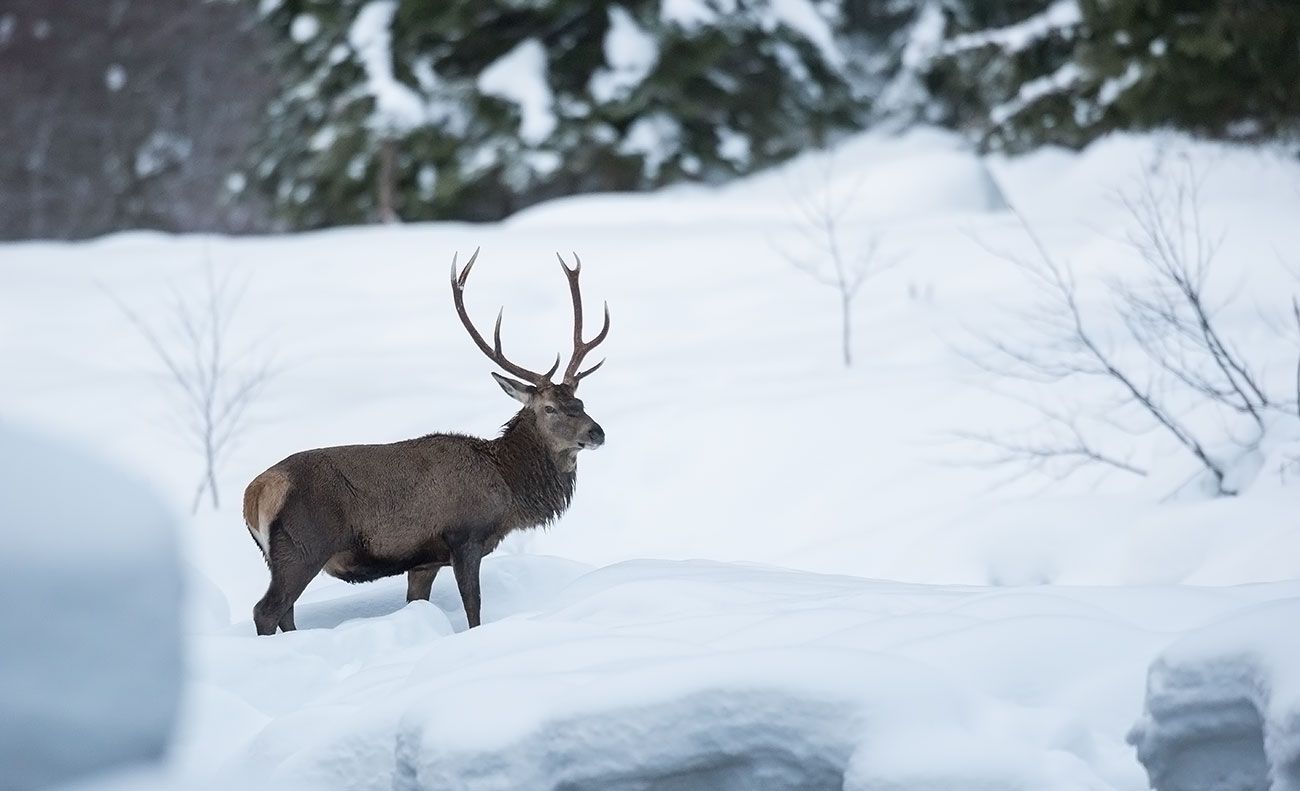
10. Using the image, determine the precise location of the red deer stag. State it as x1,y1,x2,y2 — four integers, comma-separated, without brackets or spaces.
241,249,609,634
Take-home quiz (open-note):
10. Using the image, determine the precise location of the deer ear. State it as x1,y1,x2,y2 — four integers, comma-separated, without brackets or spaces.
491,372,535,404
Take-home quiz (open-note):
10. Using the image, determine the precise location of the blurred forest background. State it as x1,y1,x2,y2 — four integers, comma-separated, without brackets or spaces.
2,0,1297,240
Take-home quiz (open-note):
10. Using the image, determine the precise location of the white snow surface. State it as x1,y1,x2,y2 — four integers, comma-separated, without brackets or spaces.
1129,598,1300,791
290,14,320,44
875,1,947,119
991,61,1084,126
478,39,556,146
589,6,658,104
766,0,842,70
0,423,182,790
943,0,1081,56
901,1,946,71
661,0,729,31
4,128,1300,788
658,0,841,69
104,64,127,92
349,1,425,134
617,112,681,177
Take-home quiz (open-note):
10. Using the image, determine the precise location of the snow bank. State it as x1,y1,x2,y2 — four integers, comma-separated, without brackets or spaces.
145,558,1299,789
395,652,874,791
0,422,181,790
1129,598,1300,791
509,128,1006,228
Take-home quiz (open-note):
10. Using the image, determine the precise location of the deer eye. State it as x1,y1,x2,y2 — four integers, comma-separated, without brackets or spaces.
544,405,557,414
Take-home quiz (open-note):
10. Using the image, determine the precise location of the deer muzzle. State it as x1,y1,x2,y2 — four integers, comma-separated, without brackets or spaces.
582,423,605,449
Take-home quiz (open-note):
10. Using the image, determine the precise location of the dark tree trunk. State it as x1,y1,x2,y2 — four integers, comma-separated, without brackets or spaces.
377,137,399,224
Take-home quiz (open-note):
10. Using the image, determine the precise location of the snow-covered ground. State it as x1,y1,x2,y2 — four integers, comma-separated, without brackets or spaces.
3,128,1299,788
0,424,181,790
1129,597,1300,791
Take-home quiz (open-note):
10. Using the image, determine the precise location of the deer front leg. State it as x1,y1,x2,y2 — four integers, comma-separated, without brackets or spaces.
450,540,484,629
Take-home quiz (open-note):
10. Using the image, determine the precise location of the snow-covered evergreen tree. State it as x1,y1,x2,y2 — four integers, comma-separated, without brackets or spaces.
253,0,390,229
921,0,1300,152
921,0,1086,151
1076,0,1300,143
254,0,860,227
838,0,947,125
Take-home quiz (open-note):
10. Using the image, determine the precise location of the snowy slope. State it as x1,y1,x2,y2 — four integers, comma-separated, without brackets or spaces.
3,128,1300,788
149,561,1300,789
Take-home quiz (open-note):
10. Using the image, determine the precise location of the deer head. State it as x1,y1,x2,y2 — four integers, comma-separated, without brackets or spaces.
450,249,609,457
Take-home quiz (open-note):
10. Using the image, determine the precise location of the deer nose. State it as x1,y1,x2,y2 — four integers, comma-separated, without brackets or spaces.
587,424,605,446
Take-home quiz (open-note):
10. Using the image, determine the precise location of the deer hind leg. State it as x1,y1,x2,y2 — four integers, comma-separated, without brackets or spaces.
255,555,319,635
406,564,440,602
253,520,324,635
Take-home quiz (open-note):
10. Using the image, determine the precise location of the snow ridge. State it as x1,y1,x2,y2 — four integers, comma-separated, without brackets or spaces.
1129,599,1300,791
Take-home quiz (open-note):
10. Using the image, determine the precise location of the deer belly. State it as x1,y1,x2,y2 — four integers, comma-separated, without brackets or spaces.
323,546,448,584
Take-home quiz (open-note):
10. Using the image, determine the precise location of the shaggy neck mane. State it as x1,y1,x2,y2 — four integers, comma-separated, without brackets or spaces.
490,410,575,527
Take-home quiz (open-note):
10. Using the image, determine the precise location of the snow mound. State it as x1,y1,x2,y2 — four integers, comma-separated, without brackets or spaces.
1128,598,1300,791
507,129,1006,229
813,131,1010,218
394,652,873,791
0,422,181,790
394,644,1077,791
154,557,1300,789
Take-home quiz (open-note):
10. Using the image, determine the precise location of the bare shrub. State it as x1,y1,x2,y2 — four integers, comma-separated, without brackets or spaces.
106,259,275,512
961,162,1296,496
772,150,901,367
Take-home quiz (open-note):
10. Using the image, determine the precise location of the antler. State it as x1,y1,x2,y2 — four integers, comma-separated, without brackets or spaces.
451,248,560,385
557,252,610,388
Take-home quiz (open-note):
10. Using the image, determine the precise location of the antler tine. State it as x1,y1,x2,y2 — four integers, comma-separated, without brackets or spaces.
558,252,611,388
492,308,505,357
450,246,480,289
491,308,560,380
556,250,580,274
450,249,559,385
573,356,605,383
541,354,561,381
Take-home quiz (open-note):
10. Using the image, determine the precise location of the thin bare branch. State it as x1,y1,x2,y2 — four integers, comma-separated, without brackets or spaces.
958,183,1255,495
106,257,276,512
772,147,901,367
1293,296,1300,421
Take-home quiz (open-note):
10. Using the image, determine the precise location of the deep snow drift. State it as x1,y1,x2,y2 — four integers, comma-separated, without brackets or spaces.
1129,597,1300,791
165,560,1300,790
0,423,181,790
2,128,1300,789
